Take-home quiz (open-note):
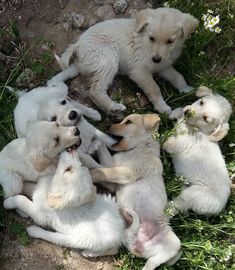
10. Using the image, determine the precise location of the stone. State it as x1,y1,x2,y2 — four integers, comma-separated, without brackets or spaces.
68,12,85,29
113,0,128,14
97,5,116,20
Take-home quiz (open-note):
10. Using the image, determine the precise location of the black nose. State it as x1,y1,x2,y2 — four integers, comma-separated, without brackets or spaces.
74,127,80,136
184,109,191,117
69,110,78,120
152,56,162,63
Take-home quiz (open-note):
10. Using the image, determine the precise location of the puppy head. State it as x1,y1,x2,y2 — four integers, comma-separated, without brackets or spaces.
183,86,232,141
38,97,82,126
26,121,81,172
47,150,96,209
135,8,198,64
109,113,160,151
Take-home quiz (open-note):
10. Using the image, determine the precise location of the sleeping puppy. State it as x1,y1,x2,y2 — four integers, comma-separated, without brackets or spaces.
56,8,198,115
91,114,181,270
0,121,80,198
163,86,232,215
14,64,116,169
4,148,126,258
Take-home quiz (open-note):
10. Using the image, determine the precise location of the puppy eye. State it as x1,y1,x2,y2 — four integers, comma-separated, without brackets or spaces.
64,166,73,173
61,100,66,105
203,116,208,122
51,116,57,121
200,100,204,106
54,137,60,146
166,39,174,44
126,120,133,124
149,36,155,42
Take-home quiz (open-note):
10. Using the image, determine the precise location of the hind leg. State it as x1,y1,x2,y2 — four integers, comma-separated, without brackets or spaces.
1,173,23,198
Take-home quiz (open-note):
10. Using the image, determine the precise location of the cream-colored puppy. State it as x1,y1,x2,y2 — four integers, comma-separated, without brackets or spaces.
0,121,80,198
163,86,232,215
4,149,126,258
91,114,181,270
56,8,198,115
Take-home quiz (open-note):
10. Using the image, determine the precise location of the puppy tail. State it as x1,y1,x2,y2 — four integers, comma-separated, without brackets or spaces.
121,208,140,248
55,43,77,70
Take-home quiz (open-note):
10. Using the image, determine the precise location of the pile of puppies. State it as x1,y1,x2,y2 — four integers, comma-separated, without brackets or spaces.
0,7,232,270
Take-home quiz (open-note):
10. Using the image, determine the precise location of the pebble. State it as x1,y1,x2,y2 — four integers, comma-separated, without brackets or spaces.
97,5,116,20
113,0,128,14
68,12,85,29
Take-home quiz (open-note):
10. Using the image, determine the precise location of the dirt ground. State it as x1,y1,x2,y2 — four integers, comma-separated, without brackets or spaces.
0,0,153,269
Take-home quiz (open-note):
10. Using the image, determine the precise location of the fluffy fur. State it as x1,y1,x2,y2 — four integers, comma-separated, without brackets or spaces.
163,86,232,215
0,121,80,198
56,8,198,115
14,64,116,169
4,149,126,258
91,114,181,270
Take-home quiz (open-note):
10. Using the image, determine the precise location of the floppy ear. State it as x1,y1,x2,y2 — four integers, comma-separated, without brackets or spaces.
135,9,152,33
196,86,213,97
182,13,198,37
47,192,65,209
208,123,229,142
143,114,161,131
31,153,52,172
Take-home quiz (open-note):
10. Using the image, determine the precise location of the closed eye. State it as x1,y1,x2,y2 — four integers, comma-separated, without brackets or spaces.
126,120,133,124
149,36,155,42
203,115,209,122
166,39,174,44
200,100,204,106
54,137,60,146
64,166,73,173
51,116,57,121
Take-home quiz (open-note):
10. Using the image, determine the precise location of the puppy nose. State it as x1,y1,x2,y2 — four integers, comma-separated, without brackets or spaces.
74,127,80,136
69,110,78,120
152,56,162,63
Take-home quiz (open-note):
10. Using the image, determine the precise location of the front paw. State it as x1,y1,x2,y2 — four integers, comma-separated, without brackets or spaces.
27,225,43,238
169,108,184,120
4,197,15,209
179,85,194,93
88,139,102,154
87,109,102,121
111,103,126,113
154,101,172,115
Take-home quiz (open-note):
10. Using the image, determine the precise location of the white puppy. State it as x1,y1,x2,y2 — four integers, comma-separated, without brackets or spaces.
0,121,80,198
91,114,181,270
13,64,116,168
56,8,198,115
4,148,126,258
163,86,232,215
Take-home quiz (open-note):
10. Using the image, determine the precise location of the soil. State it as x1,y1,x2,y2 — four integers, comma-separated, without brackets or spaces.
0,0,154,269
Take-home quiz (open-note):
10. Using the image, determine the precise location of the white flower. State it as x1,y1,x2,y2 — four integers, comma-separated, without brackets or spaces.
214,26,221,33
228,13,234,19
207,9,214,14
199,51,205,56
163,2,170,7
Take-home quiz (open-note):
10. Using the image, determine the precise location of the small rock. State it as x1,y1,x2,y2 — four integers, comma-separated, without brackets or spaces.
63,22,70,31
15,68,35,87
113,0,128,14
41,44,49,50
68,12,85,29
97,5,116,20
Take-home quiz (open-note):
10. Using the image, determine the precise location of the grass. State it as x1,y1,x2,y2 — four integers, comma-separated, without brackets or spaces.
0,0,235,269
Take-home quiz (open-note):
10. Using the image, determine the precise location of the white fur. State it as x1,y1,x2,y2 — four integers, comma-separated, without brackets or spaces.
0,121,80,198
56,8,198,115
91,114,181,270
163,88,232,215
13,64,116,169
4,150,125,257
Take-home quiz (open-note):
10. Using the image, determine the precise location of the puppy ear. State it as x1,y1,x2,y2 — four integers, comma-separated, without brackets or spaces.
182,13,198,37
143,114,161,131
31,153,52,172
208,123,229,142
47,192,65,209
196,86,213,97
135,9,152,33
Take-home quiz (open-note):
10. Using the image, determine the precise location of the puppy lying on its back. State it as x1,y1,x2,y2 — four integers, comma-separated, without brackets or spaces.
163,86,232,215
4,148,127,258
91,114,181,270
0,121,80,198
13,64,116,169
56,8,198,115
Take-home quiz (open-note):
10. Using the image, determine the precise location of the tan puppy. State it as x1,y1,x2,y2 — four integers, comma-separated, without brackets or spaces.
56,8,198,115
91,114,181,270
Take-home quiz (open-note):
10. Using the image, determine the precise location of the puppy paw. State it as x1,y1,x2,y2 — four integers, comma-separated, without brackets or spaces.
27,225,43,238
88,139,102,154
111,103,126,113
3,197,15,209
16,209,29,218
154,101,172,115
169,108,184,120
86,109,102,121
81,250,99,258
179,85,194,93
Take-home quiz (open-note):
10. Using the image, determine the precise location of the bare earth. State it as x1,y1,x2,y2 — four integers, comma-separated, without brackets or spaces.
0,0,153,269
